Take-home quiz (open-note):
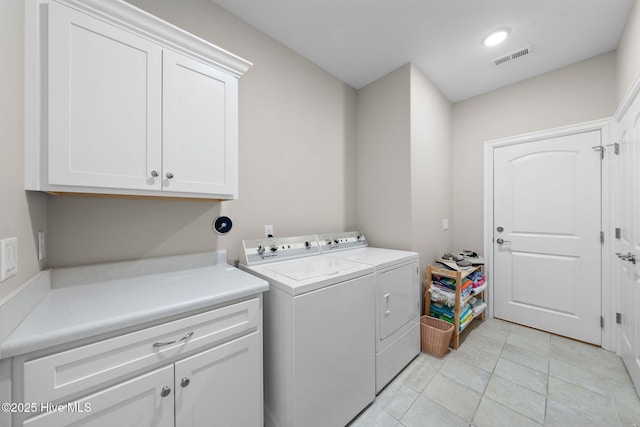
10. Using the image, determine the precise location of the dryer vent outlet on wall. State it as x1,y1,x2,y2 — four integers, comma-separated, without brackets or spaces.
492,45,534,67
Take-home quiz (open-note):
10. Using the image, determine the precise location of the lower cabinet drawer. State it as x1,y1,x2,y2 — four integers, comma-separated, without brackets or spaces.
23,297,260,404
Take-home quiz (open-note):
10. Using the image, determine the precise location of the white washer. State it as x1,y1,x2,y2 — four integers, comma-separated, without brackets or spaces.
240,235,375,427
319,231,420,393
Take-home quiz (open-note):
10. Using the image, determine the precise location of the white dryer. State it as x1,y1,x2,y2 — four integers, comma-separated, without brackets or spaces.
319,231,420,393
240,235,375,427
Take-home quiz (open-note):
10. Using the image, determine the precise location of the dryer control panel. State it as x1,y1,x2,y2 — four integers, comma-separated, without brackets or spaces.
242,235,320,265
318,231,367,253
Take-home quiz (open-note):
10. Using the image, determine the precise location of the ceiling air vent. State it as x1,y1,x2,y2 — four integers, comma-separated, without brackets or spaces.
492,45,534,67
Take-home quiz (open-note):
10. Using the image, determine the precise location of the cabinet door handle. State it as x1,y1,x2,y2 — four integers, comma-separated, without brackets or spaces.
160,386,171,397
166,172,174,179
181,377,191,388
152,331,194,348
150,170,159,177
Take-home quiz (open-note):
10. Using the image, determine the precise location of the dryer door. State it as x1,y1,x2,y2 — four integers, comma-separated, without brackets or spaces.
379,261,419,341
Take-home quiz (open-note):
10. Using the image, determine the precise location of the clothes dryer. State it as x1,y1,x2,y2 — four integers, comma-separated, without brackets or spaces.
240,235,375,427
319,231,420,393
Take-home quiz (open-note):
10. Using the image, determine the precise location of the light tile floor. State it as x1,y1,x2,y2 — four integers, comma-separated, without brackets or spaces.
350,318,640,427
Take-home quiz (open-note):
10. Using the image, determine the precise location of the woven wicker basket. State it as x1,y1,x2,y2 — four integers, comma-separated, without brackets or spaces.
420,315,454,357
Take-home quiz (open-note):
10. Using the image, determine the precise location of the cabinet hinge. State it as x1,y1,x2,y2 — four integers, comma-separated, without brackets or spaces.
600,316,605,329
600,231,604,244
616,312,622,324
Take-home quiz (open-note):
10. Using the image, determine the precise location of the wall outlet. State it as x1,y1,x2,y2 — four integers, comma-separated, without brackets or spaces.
265,225,274,238
38,231,46,261
442,219,449,231
1,238,18,282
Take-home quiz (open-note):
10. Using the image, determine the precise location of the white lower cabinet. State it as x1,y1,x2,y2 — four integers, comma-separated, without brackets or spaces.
16,299,263,427
175,332,262,426
23,365,175,427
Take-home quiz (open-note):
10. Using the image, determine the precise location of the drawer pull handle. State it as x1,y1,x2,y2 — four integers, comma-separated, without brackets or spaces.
160,386,171,397
153,331,194,348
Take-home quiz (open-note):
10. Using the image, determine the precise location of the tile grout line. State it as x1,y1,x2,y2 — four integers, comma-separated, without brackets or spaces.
477,325,547,426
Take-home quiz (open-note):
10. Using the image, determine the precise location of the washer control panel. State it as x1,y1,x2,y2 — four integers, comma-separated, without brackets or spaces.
318,231,367,252
243,235,320,265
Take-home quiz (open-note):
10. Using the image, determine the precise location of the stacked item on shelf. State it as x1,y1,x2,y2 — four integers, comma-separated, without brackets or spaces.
432,275,473,300
468,296,487,317
428,268,487,333
430,302,473,332
468,270,487,294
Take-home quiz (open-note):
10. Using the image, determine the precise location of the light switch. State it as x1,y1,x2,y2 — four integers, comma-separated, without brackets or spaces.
38,231,46,261
1,238,18,282
442,219,449,231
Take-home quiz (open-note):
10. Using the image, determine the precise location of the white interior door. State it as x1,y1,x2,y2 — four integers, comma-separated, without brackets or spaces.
616,93,640,390
493,131,602,345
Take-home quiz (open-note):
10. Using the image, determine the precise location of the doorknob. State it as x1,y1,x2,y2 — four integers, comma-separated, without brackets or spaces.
496,238,511,245
616,252,636,264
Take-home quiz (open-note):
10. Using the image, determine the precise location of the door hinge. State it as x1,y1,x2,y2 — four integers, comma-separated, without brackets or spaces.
600,316,605,329
605,142,620,155
615,228,621,239
616,312,622,324
600,231,604,244
592,145,605,159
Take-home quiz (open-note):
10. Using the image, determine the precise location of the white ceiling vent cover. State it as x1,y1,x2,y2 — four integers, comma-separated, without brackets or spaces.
492,45,534,67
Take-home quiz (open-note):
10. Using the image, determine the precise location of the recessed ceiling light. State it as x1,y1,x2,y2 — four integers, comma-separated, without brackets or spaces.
483,28,510,46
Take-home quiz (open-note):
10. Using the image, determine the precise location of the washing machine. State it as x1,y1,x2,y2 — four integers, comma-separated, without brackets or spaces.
240,235,375,427
319,231,420,393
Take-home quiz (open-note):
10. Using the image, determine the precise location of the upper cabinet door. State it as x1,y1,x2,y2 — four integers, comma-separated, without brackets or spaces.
48,1,163,190
162,50,238,197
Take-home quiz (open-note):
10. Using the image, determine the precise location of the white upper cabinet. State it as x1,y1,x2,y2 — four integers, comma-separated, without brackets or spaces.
25,0,251,200
48,3,163,191
162,50,238,195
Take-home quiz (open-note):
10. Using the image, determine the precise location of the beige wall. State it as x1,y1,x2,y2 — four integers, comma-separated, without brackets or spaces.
451,52,618,252
0,0,47,300
5,0,639,301
45,0,358,267
356,64,454,271
618,0,640,103
356,65,412,250
409,65,453,269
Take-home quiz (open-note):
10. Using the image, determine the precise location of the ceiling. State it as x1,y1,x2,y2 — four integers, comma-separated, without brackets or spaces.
208,0,633,102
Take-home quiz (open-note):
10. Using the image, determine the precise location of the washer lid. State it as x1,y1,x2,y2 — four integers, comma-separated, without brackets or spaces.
325,247,418,270
243,256,374,296
264,257,342,281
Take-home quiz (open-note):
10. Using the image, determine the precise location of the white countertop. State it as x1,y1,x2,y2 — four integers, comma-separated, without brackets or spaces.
0,253,268,359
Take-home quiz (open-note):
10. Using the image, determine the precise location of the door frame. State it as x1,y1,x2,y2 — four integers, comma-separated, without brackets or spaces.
483,118,614,350
611,76,640,362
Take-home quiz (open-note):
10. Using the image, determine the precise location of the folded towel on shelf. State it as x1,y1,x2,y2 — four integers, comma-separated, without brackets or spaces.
429,285,456,307
472,282,487,295
472,302,487,316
